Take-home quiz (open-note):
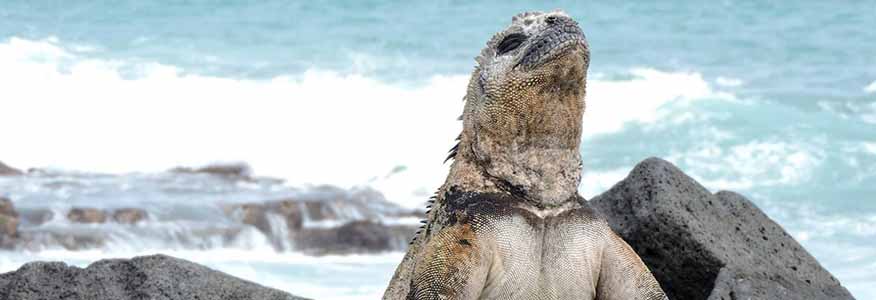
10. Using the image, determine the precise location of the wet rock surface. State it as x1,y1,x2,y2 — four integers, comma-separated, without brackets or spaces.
112,208,148,224
295,220,415,255
0,197,19,248
169,162,253,180
18,209,54,226
590,157,854,300
1,183,421,254
224,186,421,254
0,254,309,300
0,162,23,176
67,208,107,224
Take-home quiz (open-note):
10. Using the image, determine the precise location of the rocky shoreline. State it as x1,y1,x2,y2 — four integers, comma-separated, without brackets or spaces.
0,254,308,300
0,161,422,254
591,158,854,300
223,191,420,255
0,159,856,299
0,194,420,254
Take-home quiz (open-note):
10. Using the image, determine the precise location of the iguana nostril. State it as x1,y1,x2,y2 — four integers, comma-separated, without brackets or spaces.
545,15,558,25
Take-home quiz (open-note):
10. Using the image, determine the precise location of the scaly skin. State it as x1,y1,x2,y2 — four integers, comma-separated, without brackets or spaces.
384,11,668,300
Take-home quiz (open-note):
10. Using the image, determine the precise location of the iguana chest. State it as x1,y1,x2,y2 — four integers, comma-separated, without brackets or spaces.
474,207,605,300
429,191,607,299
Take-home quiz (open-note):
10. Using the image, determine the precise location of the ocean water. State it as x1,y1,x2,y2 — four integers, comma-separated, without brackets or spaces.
1,1,874,299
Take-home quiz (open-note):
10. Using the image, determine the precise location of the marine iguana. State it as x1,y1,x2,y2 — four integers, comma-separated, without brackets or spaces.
384,11,668,300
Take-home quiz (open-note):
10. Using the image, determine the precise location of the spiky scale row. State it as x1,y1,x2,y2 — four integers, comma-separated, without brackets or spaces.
444,144,459,163
444,134,463,163
409,190,441,245
415,8,549,250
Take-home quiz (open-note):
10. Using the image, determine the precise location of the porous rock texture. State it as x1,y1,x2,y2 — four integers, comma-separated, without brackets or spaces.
590,157,854,300
0,254,308,300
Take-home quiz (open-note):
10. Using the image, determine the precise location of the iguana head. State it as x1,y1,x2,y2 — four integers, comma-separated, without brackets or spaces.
449,11,589,207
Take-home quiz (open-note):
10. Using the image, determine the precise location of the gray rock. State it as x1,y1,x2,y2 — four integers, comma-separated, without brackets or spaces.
0,197,19,248
0,197,15,218
295,220,416,255
0,254,309,300
0,161,23,176
67,207,107,224
18,208,54,226
169,162,253,180
590,157,854,300
224,188,421,254
112,208,148,224
225,202,301,251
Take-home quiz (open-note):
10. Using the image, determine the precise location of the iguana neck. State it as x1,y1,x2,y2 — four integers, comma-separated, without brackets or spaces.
443,134,582,208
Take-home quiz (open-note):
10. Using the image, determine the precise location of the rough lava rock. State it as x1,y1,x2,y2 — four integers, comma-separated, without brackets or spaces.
0,161,23,176
590,157,854,300
0,254,308,300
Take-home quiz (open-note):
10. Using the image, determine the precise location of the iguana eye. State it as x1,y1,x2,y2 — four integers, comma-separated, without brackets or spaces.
496,33,526,56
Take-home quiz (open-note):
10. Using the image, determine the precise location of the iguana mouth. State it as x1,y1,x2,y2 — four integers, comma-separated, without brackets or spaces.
517,16,587,70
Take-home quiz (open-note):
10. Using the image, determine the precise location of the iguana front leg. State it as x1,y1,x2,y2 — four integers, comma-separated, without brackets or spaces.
596,231,668,300
383,239,422,299
406,223,492,300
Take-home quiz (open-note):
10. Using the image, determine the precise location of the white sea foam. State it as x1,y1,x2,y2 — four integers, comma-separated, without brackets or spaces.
1,37,731,208
863,142,876,155
715,76,743,87
763,204,876,300
819,100,876,124
864,80,876,94
0,37,463,209
578,168,629,199
583,68,732,136
667,140,823,190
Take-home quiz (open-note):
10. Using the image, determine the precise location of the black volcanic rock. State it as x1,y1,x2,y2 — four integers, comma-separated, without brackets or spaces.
0,254,308,300
0,161,23,176
590,157,854,300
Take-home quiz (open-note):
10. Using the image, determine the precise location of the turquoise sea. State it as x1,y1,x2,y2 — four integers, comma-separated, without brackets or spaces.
1,1,875,299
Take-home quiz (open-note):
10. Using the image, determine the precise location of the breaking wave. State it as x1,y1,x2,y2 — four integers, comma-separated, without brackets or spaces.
0,36,730,208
